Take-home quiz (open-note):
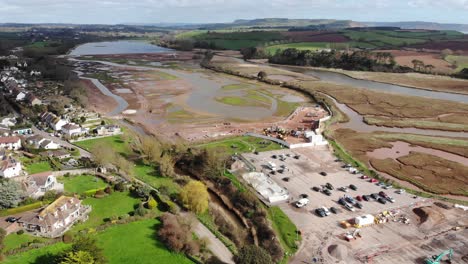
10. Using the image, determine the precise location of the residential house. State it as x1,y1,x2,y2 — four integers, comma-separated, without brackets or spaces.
0,156,22,178
94,125,121,136
0,117,16,127
27,135,60,150
46,150,71,160
61,123,83,137
0,136,21,150
17,196,90,237
15,91,26,101
26,93,42,106
41,112,68,131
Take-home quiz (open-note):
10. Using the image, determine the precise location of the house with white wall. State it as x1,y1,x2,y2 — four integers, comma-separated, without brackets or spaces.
0,136,21,150
0,156,22,178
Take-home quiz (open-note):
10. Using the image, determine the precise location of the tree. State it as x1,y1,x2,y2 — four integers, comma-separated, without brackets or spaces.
60,251,95,264
90,142,116,167
235,245,273,264
147,196,157,209
134,203,147,216
158,155,175,177
137,136,162,163
0,179,23,209
411,59,424,71
180,180,209,214
71,236,106,264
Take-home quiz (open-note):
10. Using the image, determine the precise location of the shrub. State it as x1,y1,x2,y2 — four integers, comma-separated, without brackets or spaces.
16,230,24,235
147,197,157,210
134,203,147,217
63,232,74,243
94,189,106,198
114,182,126,192
104,186,112,194
166,200,180,214
235,245,273,264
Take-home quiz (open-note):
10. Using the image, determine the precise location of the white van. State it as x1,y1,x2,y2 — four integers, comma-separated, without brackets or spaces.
295,198,309,208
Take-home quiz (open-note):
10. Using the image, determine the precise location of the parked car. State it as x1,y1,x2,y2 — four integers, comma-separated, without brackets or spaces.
379,191,388,198
344,203,355,212
330,207,339,214
396,189,406,194
271,155,277,159
362,195,370,201
315,208,327,217
323,189,332,196
349,184,357,191
296,198,309,208
294,155,301,159
383,184,393,189
361,175,369,179
325,183,334,190
321,206,331,216
312,186,321,192
5,217,18,223
377,197,387,204
344,195,356,204
319,171,327,176
338,198,346,206
356,195,363,201
369,178,378,183
386,196,395,203
338,186,349,192
370,193,379,200
355,202,363,209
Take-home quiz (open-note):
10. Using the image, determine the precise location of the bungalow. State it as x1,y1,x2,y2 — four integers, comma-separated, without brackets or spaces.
0,117,16,127
94,125,121,136
0,156,22,178
46,150,71,160
30,171,58,192
0,136,21,150
61,123,82,137
17,196,90,237
41,112,68,131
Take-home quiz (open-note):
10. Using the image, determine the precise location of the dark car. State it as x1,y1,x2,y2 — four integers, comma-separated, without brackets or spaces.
319,171,327,176
362,195,370,201
325,183,334,190
356,195,363,201
5,217,18,223
277,169,284,174
254,151,259,155
338,198,346,205
315,208,326,217
349,184,357,191
377,197,387,204
379,191,388,198
330,207,339,214
272,155,277,159
323,189,332,196
312,186,321,192
370,193,379,200
355,202,363,209
294,155,301,159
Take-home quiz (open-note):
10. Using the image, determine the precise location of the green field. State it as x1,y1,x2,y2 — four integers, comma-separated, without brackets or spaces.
133,162,181,195
197,136,283,155
4,220,192,264
74,192,141,231
3,233,48,252
180,31,284,50
3,242,71,264
445,55,468,72
60,175,108,194
74,135,129,154
341,30,448,48
24,161,52,174
266,42,332,54
97,219,193,264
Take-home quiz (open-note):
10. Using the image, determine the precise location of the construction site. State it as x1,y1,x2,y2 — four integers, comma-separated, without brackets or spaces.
238,147,468,264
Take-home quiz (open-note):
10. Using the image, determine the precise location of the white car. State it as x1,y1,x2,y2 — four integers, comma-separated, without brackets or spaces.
396,189,406,194
296,198,309,208
321,206,331,216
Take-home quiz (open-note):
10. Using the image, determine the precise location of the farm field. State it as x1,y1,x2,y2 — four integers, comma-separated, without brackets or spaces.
266,42,332,54
377,49,454,73
445,55,468,71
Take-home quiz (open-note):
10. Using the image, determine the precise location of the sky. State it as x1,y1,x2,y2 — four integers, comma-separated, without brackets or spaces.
0,0,466,24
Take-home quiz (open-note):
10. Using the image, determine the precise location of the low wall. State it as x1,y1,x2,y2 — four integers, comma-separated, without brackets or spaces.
243,132,290,148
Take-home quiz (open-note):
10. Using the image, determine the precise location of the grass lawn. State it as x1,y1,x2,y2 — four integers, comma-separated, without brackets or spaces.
24,161,52,174
74,135,129,154
73,192,141,231
267,206,300,254
275,99,300,117
60,175,108,194
133,162,181,195
3,233,48,252
3,242,70,264
197,136,283,155
96,219,193,264
266,42,331,54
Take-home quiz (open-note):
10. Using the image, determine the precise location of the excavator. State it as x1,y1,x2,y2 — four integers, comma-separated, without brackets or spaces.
424,249,453,264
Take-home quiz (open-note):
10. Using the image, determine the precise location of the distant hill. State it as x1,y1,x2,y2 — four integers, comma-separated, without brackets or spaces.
361,21,468,32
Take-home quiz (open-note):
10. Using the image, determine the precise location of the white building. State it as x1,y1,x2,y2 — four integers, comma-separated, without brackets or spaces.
41,112,69,131
0,156,22,178
27,135,60,150
15,91,26,101
61,123,82,137
242,172,289,203
354,215,375,227
0,136,22,150
94,125,121,136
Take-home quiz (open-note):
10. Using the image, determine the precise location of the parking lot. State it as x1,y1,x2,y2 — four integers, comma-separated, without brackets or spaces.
240,147,468,264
